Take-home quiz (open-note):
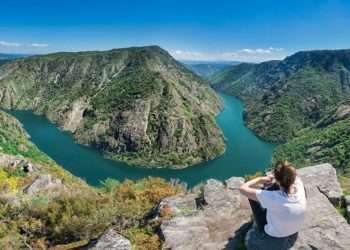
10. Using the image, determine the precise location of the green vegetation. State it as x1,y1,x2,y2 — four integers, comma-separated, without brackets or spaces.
210,50,350,142
0,177,183,249
0,45,225,168
184,63,234,78
0,110,185,249
211,49,350,190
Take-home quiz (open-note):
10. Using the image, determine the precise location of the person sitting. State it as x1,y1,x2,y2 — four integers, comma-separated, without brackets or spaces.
239,161,306,250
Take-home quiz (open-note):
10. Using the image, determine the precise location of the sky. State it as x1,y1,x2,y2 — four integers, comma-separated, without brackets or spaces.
1,0,350,62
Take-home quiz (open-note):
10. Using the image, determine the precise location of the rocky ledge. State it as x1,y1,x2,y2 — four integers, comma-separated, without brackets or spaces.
153,163,349,250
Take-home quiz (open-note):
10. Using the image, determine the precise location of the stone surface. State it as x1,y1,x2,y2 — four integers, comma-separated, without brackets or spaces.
0,153,38,173
159,164,349,250
246,185,350,250
159,178,251,250
246,164,350,250
344,195,350,205
24,174,64,196
93,228,131,250
157,194,197,217
297,163,342,205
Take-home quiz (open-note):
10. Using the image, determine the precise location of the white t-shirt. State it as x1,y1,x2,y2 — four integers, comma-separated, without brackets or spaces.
256,177,306,238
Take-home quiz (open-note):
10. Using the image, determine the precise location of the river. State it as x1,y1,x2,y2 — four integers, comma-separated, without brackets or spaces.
9,93,276,187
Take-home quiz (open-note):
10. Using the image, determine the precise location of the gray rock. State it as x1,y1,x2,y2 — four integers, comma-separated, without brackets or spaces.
157,194,197,217
226,177,245,190
159,178,251,250
297,163,342,205
347,205,350,222
246,186,350,250
246,164,350,250
344,195,350,206
94,228,131,250
24,174,64,196
0,153,38,173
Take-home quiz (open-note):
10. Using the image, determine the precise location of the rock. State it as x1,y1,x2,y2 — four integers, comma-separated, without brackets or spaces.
225,177,245,190
0,194,21,207
0,153,38,173
159,178,251,250
347,206,350,223
246,185,350,250
24,174,64,196
246,164,350,250
157,194,197,217
93,228,131,250
297,163,342,205
344,195,350,206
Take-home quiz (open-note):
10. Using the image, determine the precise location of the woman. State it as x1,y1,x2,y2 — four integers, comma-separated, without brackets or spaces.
239,161,306,249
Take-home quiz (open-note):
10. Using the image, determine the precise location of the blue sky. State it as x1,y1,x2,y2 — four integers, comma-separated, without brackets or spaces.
1,0,350,62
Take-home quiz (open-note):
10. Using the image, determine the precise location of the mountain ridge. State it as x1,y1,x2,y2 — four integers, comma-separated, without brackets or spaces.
0,45,225,168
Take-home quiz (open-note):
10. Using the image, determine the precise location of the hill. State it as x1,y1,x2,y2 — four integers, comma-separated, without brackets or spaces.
0,46,225,168
184,61,239,78
210,49,350,172
211,49,350,142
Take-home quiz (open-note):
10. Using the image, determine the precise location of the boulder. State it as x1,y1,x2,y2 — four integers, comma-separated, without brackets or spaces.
159,164,349,250
246,164,350,250
24,174,64,196
157,194,197,217
0,153,38,173
159,178,251,250
297,163,342,205
93,228,131,250
246,186,350,250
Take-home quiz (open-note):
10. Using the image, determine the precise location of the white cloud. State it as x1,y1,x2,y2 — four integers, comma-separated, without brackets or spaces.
0,41,22,47
172,47,287,62
31,43,49,48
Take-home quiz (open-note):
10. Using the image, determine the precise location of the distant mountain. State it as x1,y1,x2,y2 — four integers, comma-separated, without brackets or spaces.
182,61,241,78
0,46,225,168
0,53,28,65
273,103,350,175
211,49,350,142
210,49,350,173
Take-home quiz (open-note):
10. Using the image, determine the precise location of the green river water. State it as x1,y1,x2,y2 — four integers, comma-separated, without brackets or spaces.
9,93,276,187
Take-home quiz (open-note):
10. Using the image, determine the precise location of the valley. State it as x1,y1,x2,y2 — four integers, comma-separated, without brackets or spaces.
8,92,276,187
211,49,350,179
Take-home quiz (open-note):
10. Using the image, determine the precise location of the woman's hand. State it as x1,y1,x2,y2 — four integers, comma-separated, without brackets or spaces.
258,175,274,185
239,175,274,201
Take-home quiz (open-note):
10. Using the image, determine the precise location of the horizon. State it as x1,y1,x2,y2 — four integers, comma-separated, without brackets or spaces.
1,0,350,62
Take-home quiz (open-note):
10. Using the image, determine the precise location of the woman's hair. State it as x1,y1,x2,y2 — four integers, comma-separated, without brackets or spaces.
273,160,297,193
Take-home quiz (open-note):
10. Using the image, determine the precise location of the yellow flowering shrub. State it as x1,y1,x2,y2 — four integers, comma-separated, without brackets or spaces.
0,169,18,193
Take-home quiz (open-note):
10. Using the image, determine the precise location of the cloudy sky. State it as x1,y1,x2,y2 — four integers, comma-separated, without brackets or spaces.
1,0,350,62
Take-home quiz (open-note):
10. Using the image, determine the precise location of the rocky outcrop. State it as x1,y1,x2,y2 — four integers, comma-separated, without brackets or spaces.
158,177,251,250
158,164,350,250
297,163,342,205
91,228,131,250
246,164,350,250
24,174,65,196
0,153,38,173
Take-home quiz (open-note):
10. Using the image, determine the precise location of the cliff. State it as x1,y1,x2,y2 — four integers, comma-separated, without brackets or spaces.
0,46,225,169
147,164,348,250
0,108,348,249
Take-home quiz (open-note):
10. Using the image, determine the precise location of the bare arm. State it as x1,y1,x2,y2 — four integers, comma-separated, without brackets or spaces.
239,176,273,201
